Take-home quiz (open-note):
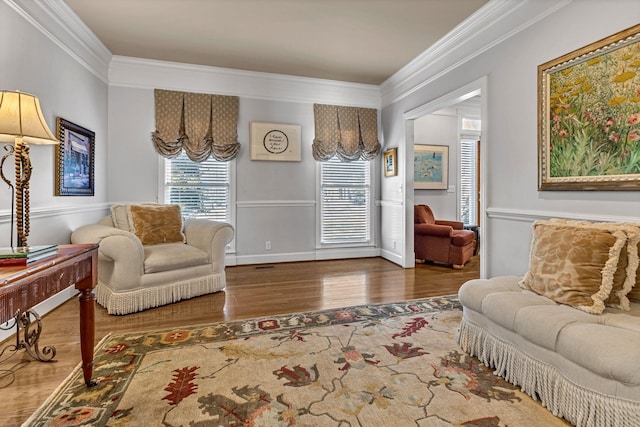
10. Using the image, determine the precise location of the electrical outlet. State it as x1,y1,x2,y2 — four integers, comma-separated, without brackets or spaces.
265,241,271,250
393,240,396,249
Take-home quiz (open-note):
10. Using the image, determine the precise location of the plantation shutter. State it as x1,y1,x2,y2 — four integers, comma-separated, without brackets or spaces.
459,139,478,226
320,158,371,244
164,152,230,222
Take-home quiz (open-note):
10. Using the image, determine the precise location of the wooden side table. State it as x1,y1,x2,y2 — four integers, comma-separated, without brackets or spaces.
0,244,99,386
464,225,480,256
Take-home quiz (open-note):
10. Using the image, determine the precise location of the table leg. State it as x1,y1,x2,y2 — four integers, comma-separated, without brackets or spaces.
78,288,98,387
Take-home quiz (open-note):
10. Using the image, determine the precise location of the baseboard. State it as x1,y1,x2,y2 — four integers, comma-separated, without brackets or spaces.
234,247,381,266
380,249,404,266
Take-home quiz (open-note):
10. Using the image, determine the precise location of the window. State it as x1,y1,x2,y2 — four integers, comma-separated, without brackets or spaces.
163,152,231,222
461,117,482,132
319,158,371,245
459,138,479,226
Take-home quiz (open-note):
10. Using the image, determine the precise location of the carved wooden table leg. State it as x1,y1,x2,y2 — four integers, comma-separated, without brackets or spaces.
78,288,97,387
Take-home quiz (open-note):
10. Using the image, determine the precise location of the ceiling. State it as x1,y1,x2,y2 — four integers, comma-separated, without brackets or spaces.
63,0,488,85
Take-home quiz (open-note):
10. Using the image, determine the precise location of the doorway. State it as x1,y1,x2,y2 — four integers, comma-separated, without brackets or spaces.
402,77,488,278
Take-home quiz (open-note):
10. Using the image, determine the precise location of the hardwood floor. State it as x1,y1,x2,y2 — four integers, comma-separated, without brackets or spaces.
0,256,479,426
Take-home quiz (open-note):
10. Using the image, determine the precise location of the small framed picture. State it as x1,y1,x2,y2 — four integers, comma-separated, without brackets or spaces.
55,118,95,196
383,148,397,177
414,144,448,190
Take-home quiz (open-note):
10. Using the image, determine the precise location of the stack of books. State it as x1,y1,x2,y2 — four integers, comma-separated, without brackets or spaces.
0,245,58,267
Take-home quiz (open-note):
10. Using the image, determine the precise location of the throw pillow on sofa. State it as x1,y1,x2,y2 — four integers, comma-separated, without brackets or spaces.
519,220,628,314
545,218,640,310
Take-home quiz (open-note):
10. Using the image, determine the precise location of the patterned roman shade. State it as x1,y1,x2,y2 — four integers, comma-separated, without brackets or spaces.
152,89,240,162
312,103,381,162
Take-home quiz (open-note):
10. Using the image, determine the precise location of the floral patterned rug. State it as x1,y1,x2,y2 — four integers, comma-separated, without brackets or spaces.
26,296,568,426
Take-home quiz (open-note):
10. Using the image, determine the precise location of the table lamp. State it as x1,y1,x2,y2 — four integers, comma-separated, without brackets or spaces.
0,90,59,247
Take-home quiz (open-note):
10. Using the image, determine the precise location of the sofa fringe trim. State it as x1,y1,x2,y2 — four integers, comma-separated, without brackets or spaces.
457,318,640,427
95,274,225,315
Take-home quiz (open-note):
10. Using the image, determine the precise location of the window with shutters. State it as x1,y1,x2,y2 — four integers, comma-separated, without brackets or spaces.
459,138,478,226
319,158,371,245
459,115,481,226
163,152,232,223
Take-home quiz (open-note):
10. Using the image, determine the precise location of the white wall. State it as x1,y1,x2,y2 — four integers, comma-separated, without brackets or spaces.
413,110,458,219
0,2,110,248
0,0,110,341
381,0,640,277
106,59,382,265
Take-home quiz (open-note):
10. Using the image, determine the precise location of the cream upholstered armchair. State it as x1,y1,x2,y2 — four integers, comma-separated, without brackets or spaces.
71,204,234,315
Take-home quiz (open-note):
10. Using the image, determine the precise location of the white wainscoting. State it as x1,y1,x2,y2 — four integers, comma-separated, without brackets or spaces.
235,200,380,265
0,203,112,343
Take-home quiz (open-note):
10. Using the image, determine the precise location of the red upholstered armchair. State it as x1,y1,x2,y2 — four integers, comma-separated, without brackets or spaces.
414,204,476,269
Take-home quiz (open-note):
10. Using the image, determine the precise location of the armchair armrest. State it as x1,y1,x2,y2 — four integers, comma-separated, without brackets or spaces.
184,219,234,273
71,224,145,288
435,220,464,230
415,223,453,237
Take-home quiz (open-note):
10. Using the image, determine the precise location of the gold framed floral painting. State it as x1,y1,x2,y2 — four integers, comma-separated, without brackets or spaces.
538,23,640,190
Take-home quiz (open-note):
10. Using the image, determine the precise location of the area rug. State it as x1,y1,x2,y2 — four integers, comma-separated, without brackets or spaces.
25,296,568,426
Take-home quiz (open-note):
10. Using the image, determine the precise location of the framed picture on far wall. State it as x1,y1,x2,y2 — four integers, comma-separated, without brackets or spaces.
414,144,448,189
250,121,302,161
383,148,397,177
55,118,95,196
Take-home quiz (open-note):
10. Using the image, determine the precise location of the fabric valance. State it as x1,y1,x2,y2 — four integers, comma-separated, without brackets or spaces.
312,103,381,162
152,89,240,162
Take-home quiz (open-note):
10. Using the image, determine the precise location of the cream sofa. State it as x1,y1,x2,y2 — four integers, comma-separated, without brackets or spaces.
71,204,234,315
457,219,640,427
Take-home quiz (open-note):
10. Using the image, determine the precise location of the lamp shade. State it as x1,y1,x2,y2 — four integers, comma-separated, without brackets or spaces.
0,90,58,145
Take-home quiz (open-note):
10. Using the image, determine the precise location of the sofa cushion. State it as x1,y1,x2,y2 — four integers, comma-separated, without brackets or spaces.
111,204,135,233
144,243,209,274
481,290,555,332
458,276,522,314
111,203,155,234
451,229,474,246
128,204,186,245
414,205,435,224
514,304,598,351
556,322,640,385
519,220,627,314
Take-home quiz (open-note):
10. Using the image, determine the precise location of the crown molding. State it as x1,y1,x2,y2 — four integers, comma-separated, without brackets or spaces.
380,0,572,107
6,0,112,83
108,56,381,108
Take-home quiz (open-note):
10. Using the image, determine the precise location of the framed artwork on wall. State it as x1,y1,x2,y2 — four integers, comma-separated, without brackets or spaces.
383,148,397,177
55,118,95,196
250,121,301,161
414,144,448,189
538,23,640,191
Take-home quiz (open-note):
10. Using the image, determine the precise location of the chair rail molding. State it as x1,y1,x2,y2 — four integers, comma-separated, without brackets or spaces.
0,202,111,223
236,200,316,209
486,207,640,224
